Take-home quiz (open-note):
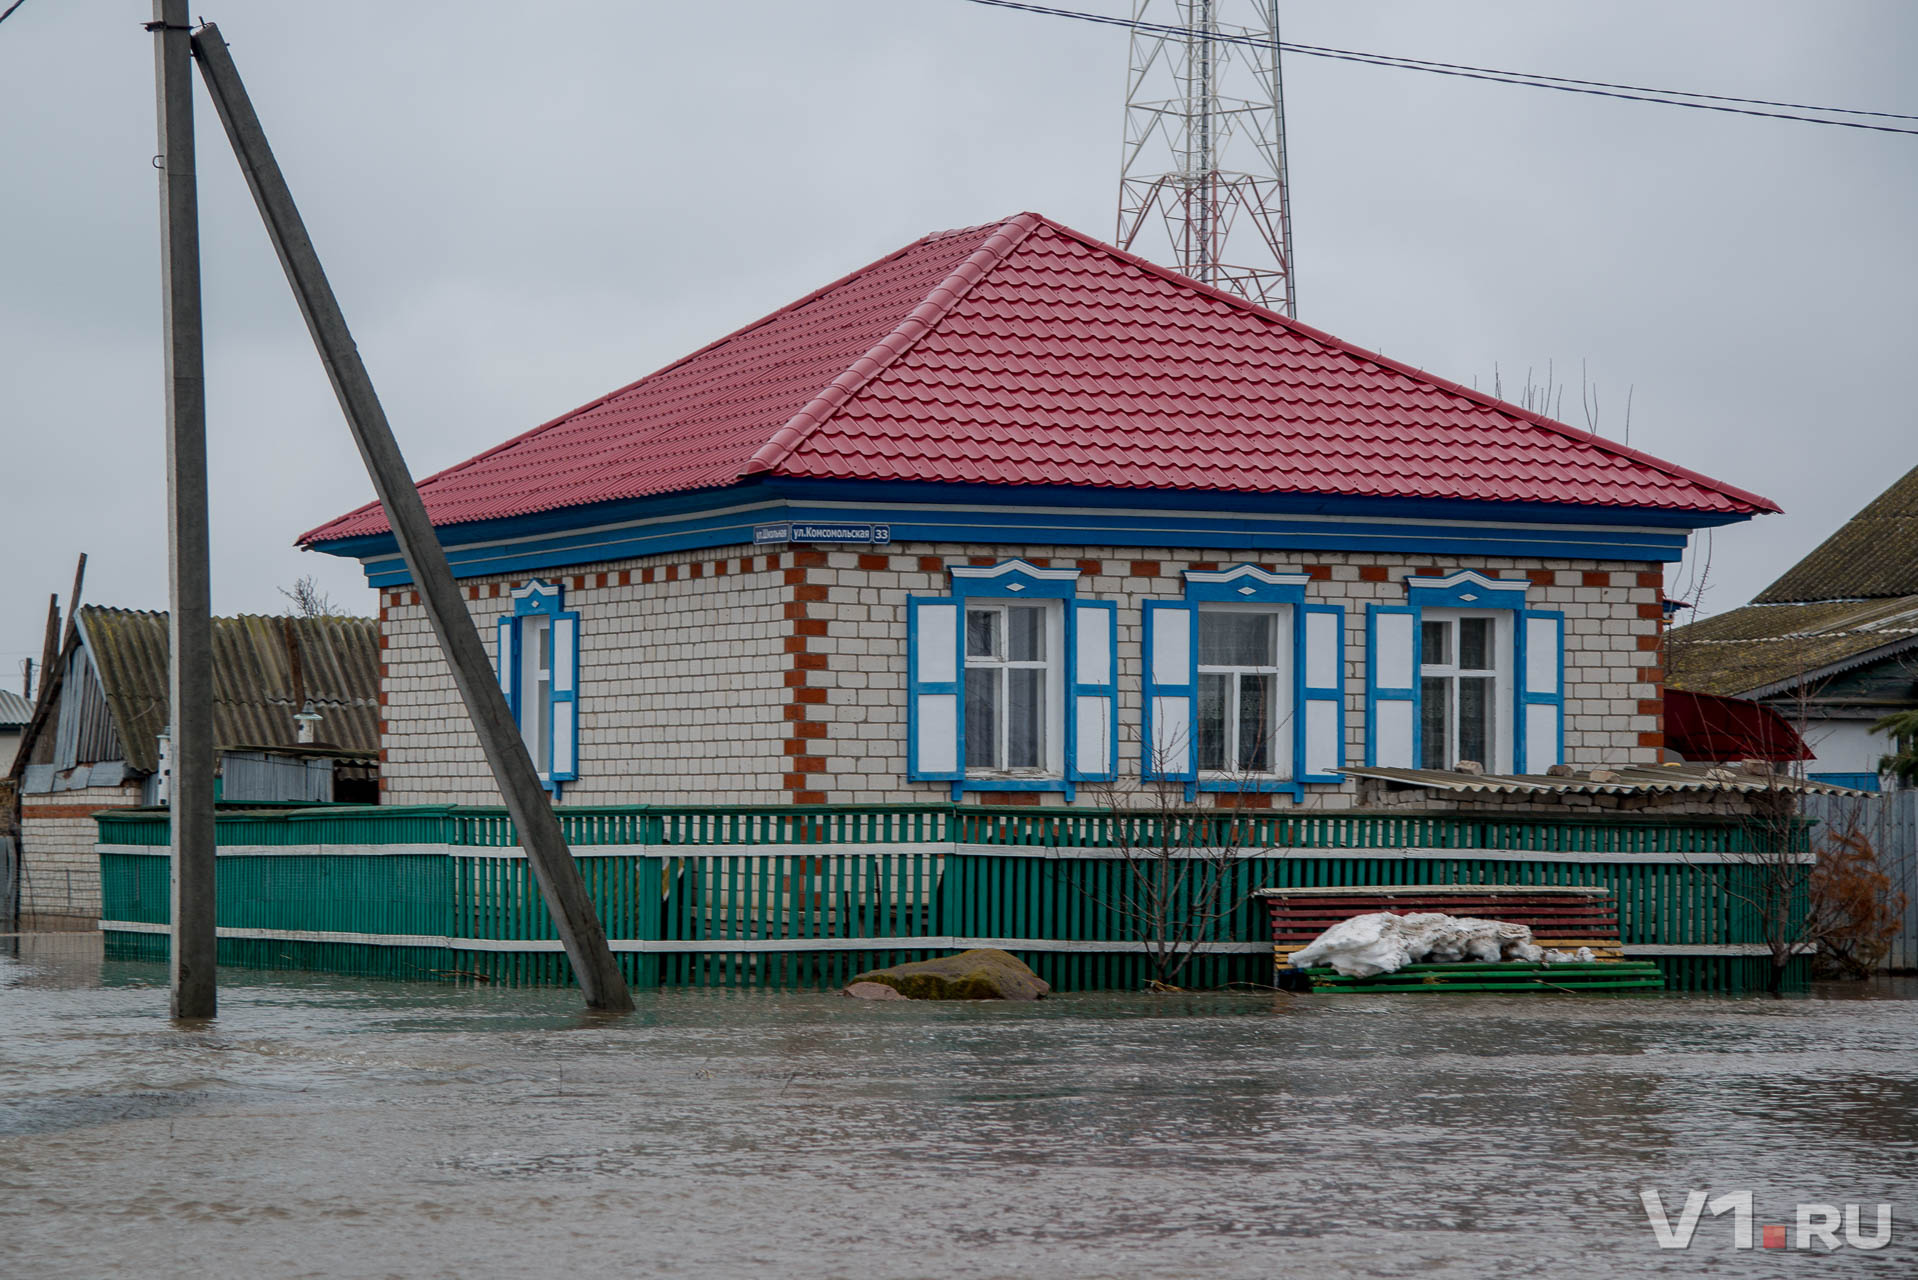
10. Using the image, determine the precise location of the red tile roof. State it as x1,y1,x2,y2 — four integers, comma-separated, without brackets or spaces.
302,212,1774,546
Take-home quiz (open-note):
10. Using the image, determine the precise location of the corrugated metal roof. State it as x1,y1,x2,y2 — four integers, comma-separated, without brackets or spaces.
0,688,30,727
1755,461,1918,604
1344,764,1869,796
74,607,379,773
301,212,1773,546
1666,595,1918,696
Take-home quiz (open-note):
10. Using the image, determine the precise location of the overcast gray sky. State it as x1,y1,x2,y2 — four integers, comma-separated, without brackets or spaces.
2,1,1913,688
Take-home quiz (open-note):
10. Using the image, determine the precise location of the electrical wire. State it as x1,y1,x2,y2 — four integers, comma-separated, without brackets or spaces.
961,0,1918,137
0,0,29,26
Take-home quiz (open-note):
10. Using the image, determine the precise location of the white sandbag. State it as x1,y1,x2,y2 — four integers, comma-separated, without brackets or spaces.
1289,911,1544,978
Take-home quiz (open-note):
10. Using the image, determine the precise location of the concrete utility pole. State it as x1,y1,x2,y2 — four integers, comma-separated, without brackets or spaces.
187,24,632,1012
150,0,217,1020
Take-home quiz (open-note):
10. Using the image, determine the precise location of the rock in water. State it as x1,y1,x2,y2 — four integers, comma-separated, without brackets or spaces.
847,949,1050,1001
844,981,909,1001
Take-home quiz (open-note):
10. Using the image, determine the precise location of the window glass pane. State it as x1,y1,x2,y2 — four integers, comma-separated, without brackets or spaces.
1420,676,1450,770
1007,605,1046,663
538,620,552,672
1199,611,1272,667
1238,672,1274,772
1196,672,1228,772
966,609,999,660
1421,620,1449,667
1458,676,1494,768
1006,667,1044,768
1459,617,1492,671
965,668,998,768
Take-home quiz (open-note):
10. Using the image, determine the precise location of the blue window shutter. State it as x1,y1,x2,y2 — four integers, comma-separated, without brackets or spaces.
549,611,580,782
1516,609,1565,774
1069,600,1118,781
1365,604,1420,767
1297,603,1346,781
907,596,962,782
1142,600,1197,781
495,616,517,716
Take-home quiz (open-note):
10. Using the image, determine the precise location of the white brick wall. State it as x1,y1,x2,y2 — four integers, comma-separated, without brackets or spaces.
380,550,791,806
21,784,143,921
377,542,1665,811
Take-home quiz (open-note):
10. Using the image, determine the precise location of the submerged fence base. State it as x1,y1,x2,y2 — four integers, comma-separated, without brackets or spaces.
96,804,1813,994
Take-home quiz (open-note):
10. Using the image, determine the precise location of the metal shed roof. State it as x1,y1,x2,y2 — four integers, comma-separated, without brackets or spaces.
73,607,380,773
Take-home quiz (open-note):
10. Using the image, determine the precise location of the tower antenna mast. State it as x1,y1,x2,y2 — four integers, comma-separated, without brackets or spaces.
1117,0,1296,315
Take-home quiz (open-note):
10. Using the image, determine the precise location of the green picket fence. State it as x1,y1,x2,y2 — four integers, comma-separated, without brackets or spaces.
95,803,1810,993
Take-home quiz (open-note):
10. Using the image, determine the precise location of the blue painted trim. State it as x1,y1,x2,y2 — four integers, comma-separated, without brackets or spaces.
905,596,962,783
512,578,565,618
1197,779,1306,799
1515,609,1566,775
330,482,1705,587
952,778,1077,797
948,558,1081,601
1808,772,1881,793
1182,564,1310,604
1068,599,1119,783
1364,604,1421,768
548,609,580,784
764,478,1751,531
1141,600,1198,782
1404,570,1531,611
1297,602,1347,784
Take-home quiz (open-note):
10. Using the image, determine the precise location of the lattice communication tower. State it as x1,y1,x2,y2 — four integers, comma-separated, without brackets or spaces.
1117,0,1296,315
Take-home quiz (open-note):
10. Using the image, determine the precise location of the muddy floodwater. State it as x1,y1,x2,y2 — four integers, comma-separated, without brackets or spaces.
3,933,1916,1279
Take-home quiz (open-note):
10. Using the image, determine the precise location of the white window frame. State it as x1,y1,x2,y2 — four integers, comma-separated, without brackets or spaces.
1418,608,1513,773
518,611,553,778
962,598,1065,778
1195,603,1295,780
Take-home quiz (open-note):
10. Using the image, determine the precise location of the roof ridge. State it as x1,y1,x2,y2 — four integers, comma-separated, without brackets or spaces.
1028,216,1780,516
296,221,1006,546
743,213,1044,477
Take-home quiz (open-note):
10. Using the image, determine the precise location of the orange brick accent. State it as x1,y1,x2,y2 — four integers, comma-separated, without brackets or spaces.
641,567,656,584
1637,634,1660,651
783,568,808,585
1581,571,1609,588
857,554,889,571
919,556,944,573
793,583,829,603
1130,560,1161,578
1416,566,1445,578
1075,558,1103,574
1638,731,1665,749
1638,699,1664,716
1302,564,1332,581
1526,569,1555,586
1189,561,1219,571
1637,603,1665,620
1211,791,1273,810
1359,566,1389,582
969,791,1042,806
25,803,139,820
793,790,827,805
968,555,996,566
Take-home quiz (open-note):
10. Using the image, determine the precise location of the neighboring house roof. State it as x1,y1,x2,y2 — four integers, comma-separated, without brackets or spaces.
1755,461,1918,603
1666,596,1918,698
73,607,380,772
1664,688,1812,762
1346,763,1865,797
301,212,1772,547
0,688,30,729
1670,458,1918,699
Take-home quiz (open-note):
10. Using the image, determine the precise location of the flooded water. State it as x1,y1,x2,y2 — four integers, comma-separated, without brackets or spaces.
3,933,1916,1279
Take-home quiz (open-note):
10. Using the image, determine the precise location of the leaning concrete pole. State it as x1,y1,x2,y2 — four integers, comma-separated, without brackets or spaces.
151,0,217,1020
188,24,633,1012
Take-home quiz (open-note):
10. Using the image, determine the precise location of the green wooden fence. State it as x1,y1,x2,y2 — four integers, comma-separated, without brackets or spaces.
96,804,1810,993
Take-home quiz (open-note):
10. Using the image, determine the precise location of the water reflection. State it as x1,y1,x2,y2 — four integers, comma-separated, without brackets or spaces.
1,937,1914,1278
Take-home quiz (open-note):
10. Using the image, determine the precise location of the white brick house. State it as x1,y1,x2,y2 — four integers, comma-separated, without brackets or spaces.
306,213,1773,811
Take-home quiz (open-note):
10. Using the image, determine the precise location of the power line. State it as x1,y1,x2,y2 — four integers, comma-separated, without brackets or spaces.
0,1,28,27
961,0,1918,137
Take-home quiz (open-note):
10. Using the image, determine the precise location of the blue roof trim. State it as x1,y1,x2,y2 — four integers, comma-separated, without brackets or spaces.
322,480,1713,588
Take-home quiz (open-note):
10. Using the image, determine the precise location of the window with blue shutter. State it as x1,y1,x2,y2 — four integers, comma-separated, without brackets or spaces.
905,560,1087,796
495,580,580,791
1144,566,1342,795
1365,572,1563,775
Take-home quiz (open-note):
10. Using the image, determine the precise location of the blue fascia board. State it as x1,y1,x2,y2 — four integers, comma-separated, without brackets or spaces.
336,478,1723,587
760,478,1754,531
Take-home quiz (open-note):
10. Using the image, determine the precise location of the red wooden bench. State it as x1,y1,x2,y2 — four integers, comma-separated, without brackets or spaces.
1255,884,1624,969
